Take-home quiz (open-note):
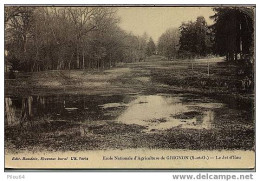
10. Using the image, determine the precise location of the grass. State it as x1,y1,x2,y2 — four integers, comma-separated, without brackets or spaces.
4,56,255,151
150,59,254,110
5,107,254,151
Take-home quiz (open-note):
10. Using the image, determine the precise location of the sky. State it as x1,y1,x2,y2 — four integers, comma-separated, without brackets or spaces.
117,7,215,43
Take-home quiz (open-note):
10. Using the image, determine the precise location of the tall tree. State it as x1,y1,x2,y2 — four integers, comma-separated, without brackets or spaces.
157,28,180,60
146,37,156,56
5,7,36,71
179,16,212,58
210,7,254,61
5,6,151,72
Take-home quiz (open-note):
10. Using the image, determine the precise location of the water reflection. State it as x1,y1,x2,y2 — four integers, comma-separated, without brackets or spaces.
4,94,128,125
5,96,34,125
4,94,223,132
116,95,220,131
180,111,214,130
5,97,18,125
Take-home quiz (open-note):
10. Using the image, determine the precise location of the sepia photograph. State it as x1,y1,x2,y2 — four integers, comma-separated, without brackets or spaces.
4,4,255,170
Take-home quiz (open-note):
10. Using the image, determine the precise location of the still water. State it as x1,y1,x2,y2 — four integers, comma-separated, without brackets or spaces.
5,94,224,132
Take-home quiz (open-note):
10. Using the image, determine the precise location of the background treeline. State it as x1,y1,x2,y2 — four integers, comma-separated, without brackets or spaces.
4,7,156,72
158,7,254,62
5,7,254,73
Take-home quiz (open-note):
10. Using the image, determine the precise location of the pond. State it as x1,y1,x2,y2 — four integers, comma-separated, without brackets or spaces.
5,93,224,132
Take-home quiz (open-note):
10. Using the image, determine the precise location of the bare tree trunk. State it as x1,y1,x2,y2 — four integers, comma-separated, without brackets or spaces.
28,96,33,117
109,53,112,68
82,50,85,69
226,52,229,61
76,43,80,69
239,23,243,59
23,34,27,53
32,44,40,72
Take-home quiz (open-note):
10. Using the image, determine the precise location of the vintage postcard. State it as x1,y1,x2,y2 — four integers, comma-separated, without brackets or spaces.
4,5,255,170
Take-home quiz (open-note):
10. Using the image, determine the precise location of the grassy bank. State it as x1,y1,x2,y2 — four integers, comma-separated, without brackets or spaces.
150,59,254,110
5,67,138,96
4,56,255,151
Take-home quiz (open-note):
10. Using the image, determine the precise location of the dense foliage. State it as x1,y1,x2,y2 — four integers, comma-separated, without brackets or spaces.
179,16,213,58
210,7,254,61
157,28,179,60
146,37,156,56
158,16,213,59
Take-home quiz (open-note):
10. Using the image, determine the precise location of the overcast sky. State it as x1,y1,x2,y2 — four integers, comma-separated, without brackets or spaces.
117,7,215,43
